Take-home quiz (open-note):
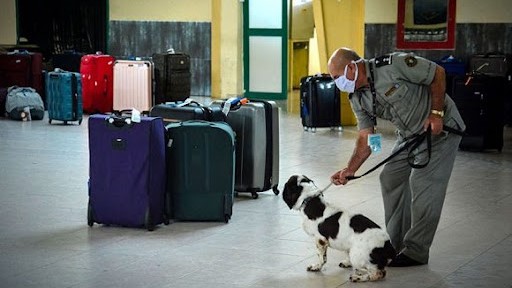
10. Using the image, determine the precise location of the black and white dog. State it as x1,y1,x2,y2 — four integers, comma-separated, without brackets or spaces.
282,175,396,282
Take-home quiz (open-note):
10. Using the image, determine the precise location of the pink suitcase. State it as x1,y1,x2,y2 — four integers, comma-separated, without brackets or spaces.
113,60,153,112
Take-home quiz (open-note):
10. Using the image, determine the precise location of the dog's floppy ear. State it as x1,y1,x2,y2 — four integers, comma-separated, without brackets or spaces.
283,175,303,209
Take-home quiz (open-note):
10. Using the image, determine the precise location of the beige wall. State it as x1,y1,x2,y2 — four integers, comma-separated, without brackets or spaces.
365,0,512,24
0,0,17,44
109,0,211,21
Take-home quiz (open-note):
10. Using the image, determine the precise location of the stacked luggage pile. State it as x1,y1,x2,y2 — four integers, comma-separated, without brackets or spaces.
1,48,282,230
88,97,280,230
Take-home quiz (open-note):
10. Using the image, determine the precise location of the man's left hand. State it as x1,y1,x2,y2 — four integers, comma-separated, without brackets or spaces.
424,114,444,135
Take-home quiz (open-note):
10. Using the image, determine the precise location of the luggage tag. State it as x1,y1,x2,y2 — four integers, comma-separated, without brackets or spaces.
131,108,141,123
222,101,231,116
368,133,382,154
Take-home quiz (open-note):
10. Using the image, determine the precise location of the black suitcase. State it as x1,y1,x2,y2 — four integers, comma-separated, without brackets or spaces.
149,100,225,123
152,52,191,103
300,74,342,132
52,51,84,72
452,75,505,152
469,54,511,77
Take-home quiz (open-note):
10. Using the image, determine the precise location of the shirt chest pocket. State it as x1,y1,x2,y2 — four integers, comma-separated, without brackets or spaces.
379,82,411,116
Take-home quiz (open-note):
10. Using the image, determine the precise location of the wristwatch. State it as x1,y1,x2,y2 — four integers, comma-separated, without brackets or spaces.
431,109,444,117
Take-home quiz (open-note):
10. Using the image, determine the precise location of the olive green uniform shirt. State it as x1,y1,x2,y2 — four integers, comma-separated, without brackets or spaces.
350,52,465,138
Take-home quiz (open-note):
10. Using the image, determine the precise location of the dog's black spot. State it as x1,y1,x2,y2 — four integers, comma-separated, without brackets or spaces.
282,176,302,209
349,214,381,233
304,197,325,220
370,240,396,270
318,212,343,239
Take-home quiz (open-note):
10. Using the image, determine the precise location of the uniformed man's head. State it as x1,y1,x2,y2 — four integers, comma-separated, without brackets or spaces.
328,47,363,93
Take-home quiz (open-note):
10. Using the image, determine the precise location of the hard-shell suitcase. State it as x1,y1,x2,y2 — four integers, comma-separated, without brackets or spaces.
452,75,505,152
300,74,342,132
149,100,226,123
0,50,44,104
52,50,84,72
213,99,280,199
113,60,153,112
88,114,168,230
46,69,83,125
152,52,191,103
469,54,511,77
166,120,235,222
80,52,115,113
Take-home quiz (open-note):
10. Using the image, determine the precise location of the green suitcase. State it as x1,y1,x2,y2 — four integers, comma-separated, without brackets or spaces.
166,120,235,223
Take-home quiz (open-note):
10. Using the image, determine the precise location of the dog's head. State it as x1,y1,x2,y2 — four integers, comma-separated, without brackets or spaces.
282,175,319,210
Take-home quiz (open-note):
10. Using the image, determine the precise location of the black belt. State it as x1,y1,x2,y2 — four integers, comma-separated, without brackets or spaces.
346,125,464,181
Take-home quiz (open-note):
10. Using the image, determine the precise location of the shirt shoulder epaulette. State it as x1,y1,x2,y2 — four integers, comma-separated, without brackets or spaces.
374,54,393,68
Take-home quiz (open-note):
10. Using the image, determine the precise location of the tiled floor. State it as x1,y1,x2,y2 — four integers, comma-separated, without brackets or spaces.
1,94,511,288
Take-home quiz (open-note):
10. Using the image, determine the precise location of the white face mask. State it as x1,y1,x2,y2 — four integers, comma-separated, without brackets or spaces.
334,60,361,93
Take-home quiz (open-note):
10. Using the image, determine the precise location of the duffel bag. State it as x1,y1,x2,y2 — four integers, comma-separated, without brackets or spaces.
6,86,45,120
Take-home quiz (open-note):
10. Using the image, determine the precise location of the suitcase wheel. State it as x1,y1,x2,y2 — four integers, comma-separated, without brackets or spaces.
87,201,94,227
272,185,280,195
144,207,155,231
48,119,52,124
251,192,259,199
224,214,230,223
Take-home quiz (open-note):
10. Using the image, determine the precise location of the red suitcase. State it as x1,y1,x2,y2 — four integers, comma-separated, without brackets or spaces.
0,50,44,101
80,52,115,113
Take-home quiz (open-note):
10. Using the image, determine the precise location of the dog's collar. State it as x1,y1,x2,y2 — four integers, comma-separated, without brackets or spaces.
300,192,323,209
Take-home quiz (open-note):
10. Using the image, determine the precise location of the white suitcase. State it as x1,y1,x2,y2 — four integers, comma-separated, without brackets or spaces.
113,60,153,112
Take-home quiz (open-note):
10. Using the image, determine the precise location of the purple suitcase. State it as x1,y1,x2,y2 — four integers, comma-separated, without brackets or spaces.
87,114,168,230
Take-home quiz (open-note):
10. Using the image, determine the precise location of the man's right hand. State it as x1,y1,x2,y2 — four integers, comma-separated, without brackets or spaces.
330,168,354,185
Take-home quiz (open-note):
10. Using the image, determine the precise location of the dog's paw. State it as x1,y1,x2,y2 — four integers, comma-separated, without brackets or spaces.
338,261,352,269
306,264,323,272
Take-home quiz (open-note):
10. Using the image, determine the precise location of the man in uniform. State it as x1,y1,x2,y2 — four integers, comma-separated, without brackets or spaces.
328,47,465,266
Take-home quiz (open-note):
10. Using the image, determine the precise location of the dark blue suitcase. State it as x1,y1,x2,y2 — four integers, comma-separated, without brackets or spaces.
87,114,168,230
166,120,235,222
46,69,83,125
300,74,342,132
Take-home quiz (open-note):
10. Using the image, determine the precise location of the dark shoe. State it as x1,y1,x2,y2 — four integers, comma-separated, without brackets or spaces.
388,253,426,267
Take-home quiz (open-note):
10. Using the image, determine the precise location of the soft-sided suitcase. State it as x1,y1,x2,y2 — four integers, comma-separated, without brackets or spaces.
300,74,342,132
166,120,235,222
149,100,226,123
5,86,45,120
0,87,7,117
0,50,44,104
88,114,168,230
80,52,115,113
46,69,83,125
213,99,280,199
113,60,153,112
152,52,191,103
452,75,505,152
52,50,84,72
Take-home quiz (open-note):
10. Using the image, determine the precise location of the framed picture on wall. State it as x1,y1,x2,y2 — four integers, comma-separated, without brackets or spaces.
396,0,456,50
